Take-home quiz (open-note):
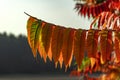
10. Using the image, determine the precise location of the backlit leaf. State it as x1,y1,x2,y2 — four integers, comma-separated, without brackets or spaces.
73,29,86,68
27,17,42,58
86,29,99,58
99,30,113,64
62,28,75,69
74,0,112,18
90,12,119,30
51,26,64,67
40,23,54,61
27,17,37,48
80,57,91,71
115,31,120,62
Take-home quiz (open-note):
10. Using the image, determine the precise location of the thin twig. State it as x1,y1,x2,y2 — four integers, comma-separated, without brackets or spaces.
24,12,32,17
24,12,37,19
24,12,118,32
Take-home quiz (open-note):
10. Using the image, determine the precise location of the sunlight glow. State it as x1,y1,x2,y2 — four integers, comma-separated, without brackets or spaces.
0,0,90,36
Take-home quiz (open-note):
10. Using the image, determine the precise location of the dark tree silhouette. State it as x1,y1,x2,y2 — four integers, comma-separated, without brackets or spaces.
0,32,73,75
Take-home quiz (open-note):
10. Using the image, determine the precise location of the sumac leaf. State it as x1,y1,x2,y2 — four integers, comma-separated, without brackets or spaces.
62,28,75,69
73,29,86,67
51,26,64,67
99,30,113,64
86,29,99,58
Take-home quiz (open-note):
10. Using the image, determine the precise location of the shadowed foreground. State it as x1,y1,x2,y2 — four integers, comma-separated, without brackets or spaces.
0,75,82,80
0,32,120,80
0,32,73,75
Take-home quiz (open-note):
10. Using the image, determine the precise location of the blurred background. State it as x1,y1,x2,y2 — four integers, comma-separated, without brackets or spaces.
0,0,90,79
0,32,74,77
0,0,90,36
0,32,79,80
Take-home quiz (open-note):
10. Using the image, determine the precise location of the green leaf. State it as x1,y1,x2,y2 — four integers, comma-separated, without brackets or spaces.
79,57,91,70
27,17,42,58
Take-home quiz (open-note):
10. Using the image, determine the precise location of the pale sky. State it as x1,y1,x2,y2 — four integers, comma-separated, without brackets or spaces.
0,0,91,36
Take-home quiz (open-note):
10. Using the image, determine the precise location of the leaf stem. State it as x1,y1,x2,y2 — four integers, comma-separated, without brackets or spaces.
24,12,32,17
24,12,37,19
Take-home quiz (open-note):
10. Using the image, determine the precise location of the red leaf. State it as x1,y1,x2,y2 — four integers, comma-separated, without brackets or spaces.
79,5,83,16
95,6,98,17
98,15,101,28
86,29,99,58
115,31,120,62
112,16,120,29
73,29,86,67
87,7,91,19
83,6,88,17
92,6,96,17
62,28,75,69
81,6,85,16
107,13,114,28
40,23,54,61
99,30,113,64
91,7,94,17
100,12,106,26
51,26,64,66
107,31,113,60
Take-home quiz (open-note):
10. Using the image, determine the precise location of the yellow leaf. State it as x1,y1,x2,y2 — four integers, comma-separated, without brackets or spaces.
27,17,42,58
40,23,54,61
27,17,37,48
90,58,96,69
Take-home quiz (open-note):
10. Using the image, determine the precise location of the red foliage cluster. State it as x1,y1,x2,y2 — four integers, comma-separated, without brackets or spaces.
75,0,120,18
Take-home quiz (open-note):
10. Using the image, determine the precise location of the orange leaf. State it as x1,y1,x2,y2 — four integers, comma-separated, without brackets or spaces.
73,29,86,67
99,30,113,64
40,23,54,61
37,22,47,61
90,58,96,70
86,29,99,58
27,17,42,58
107,13,114,28
62,28,75,69
107,31,113,60
27,17,37,49
112,16,120,29
51,26,64,66
99,30,108,64
58,52,63,68
38,42,47,62
100,12,107,28
115,31,120,62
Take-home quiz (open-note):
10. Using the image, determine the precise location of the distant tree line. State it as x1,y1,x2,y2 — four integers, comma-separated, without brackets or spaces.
0,32,74,75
